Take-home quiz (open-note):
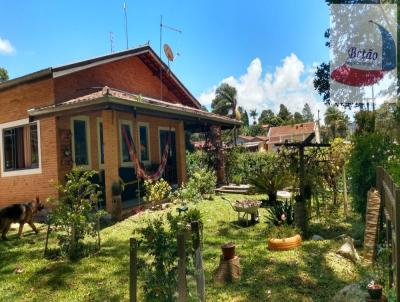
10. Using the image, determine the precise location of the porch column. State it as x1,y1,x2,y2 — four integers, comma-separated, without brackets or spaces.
102,109,119,212
176,120,187,184
210,125,225,184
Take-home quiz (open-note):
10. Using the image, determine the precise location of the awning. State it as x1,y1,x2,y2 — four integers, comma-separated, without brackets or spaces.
28,86,242,130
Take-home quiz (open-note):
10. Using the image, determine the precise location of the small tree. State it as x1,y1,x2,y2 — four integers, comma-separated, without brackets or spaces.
0,67,9,82
49,169,105,259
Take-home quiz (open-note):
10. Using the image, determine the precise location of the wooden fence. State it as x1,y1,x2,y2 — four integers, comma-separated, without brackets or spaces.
376,166,400,299
129,221,205,302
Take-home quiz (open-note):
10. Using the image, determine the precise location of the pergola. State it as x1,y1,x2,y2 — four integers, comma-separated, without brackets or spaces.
275,133,330,232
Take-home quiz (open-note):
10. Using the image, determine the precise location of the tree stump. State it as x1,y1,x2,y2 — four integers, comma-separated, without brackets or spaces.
214,255,241,284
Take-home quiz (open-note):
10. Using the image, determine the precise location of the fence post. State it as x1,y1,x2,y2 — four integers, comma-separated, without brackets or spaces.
395,188,400,300
130,237,137,302
177,233,188,302
191,221,205,302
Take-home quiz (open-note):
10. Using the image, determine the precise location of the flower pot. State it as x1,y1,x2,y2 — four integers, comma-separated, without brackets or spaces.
367,284,383,300
221,243,235,260
268,234,302,251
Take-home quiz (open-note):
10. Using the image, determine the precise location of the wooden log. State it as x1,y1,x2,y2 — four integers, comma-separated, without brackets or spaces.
363,188,381,262
177,233,188,302
130,238,137,302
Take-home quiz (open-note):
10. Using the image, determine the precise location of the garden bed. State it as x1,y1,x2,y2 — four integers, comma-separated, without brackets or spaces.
0,194,366,301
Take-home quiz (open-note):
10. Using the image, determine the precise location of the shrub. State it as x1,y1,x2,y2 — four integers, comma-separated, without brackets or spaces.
186,150,215,176
225,147,275,184
144,178,172,202
266,201,294,226
137,214,194,301
170,180,202,204
189,167,217,198
267,224,300,239
348,133,395,219
48,169,106,260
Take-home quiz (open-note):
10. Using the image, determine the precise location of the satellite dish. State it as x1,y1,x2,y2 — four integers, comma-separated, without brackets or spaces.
163,43,174,62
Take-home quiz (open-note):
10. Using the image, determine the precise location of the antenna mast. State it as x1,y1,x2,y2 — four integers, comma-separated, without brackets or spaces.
159,16,182,101
124,2,129,49
109,32,114,53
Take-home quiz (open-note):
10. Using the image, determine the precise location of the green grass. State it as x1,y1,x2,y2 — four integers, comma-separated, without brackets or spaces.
0,194,367,302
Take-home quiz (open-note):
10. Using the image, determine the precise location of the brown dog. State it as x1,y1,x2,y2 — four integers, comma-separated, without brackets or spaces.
0,196,44,240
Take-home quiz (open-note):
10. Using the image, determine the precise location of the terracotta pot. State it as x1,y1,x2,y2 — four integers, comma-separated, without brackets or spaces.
367,284,383,300
268,234,302,251
221,243,235,260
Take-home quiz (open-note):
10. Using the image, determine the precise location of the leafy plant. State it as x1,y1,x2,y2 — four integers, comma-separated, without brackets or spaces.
137,214,195,301
267,224,300,239
144,178,172,203
348,133,395,219
266,201,294,226
48,169,106,260
249,152,292,204
170,180,202,204
188,167,217,199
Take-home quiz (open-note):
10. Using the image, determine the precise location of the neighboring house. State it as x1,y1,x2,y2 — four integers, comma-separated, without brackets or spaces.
0,44,240,211
267,122,320,151
237,135,268,152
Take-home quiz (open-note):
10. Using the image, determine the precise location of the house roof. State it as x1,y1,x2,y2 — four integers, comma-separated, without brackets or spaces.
238,135,256,142
268,122,315,143
255,135,268,141
0,44,201,109
28,86,242,129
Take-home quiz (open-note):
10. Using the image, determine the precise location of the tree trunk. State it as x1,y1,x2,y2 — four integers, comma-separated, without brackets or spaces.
343,166,348,218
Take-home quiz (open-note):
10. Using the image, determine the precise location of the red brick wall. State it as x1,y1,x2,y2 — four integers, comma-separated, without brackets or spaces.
54,56,181,105
0,79,60,207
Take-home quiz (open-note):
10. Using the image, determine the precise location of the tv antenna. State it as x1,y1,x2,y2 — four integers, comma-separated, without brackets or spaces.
159,15,182,101
109,32,114,53
123,2,129,49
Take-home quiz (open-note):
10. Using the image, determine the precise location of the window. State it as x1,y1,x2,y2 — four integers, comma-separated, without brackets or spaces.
138,123,150,163
2,123,39,172
71,116,91,168
97,118,104,167
119,120,133,166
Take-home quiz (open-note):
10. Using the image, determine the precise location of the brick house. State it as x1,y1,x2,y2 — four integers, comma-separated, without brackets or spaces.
267,122,320,151
0,44,240,212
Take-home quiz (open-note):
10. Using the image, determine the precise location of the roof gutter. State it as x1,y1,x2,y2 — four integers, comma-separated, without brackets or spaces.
0,68,52,92
28,95,242,127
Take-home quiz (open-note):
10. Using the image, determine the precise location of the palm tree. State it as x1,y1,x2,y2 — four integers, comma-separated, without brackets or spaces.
324,106,349,138
250,109,258,125
211,83,239,119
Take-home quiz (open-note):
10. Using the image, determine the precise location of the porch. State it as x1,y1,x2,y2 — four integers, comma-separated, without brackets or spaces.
28,86,241,212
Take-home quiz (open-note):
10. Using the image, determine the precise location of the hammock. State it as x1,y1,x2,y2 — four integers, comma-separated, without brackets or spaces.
121,125,171,181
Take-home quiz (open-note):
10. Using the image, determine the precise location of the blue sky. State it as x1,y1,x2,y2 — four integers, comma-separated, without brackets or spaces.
0,0,330,115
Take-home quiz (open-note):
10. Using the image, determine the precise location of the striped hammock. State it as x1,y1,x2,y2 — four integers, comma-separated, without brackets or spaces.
121,126,170,181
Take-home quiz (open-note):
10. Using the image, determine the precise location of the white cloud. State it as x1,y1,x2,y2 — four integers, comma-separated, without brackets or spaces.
0,37,15,55
198,54,326,120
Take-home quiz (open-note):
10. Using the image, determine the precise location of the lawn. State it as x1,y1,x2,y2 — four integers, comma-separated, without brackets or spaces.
0,194,366,302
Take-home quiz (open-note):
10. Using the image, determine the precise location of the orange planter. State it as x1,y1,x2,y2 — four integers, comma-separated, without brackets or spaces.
268,234,302,251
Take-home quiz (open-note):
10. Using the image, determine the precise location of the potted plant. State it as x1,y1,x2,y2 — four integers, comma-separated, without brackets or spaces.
267,225,302,251
111,180,123,221
221,242,236,260
367,280,383,300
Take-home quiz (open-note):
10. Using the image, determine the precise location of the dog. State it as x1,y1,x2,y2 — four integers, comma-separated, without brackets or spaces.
0,196,44,240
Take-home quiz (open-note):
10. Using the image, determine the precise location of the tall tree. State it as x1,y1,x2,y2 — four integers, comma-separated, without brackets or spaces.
258,109,274,125
0,67,9,82
293,112,304,124
324,106,349,139
238,106,249,126
249,109,258,125
278,104,292,123
302,103,314,122
211,83,238,119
